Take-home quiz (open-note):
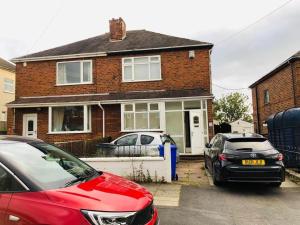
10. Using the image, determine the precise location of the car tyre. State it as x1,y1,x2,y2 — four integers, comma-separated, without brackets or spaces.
269,182,281,188
204,154,208,169
212,164,222,186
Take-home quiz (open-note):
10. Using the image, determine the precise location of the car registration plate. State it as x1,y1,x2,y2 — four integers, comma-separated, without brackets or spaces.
242,159,265,166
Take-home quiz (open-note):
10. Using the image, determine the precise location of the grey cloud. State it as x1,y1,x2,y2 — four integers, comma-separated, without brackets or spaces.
193,1,300,98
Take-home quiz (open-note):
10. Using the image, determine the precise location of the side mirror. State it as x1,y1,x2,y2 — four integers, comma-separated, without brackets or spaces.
205,143,211,148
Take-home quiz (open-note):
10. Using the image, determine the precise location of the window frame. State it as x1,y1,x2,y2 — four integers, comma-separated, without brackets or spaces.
115,134,138,146
0,162,29,193
264,89,270,105
3,78,14,93
56,60,93,86
141,135,155,145
122,55,162,82
48,105,92,134
121,102,162,132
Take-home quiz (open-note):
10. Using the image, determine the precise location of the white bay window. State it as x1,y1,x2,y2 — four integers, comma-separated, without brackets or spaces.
122,103,161,131
122,56,161,82
57,60,92,85
49,105,91,133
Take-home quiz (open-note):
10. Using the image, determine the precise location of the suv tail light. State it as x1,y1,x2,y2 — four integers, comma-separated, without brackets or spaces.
219,154,227,161
277,153,283,161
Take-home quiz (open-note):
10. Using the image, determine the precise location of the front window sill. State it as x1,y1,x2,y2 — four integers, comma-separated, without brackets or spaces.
48,131,92,134
122,79,162,83
55,82,94,87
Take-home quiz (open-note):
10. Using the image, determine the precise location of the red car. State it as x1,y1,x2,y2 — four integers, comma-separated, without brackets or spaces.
0,136,159,225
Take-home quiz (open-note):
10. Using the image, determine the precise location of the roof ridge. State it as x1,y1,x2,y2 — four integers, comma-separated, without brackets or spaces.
0,57,16,72
13,30,213,62
249,50,300,88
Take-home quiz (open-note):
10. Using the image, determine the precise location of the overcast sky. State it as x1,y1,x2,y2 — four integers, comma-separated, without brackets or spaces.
1,0,299,100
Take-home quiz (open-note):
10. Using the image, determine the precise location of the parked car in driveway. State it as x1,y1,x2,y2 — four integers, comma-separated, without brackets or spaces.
204,133,285,186
0,136,158,225
110,132,179,162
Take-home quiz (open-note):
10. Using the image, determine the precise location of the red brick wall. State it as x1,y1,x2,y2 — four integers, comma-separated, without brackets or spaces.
251,63,297,135
15,49,211,98
207,99,214,140
10,105,121,143
10,49,212,144
293,61,300,105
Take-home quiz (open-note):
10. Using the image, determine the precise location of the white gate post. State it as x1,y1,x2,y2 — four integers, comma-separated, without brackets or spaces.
164,141,172,182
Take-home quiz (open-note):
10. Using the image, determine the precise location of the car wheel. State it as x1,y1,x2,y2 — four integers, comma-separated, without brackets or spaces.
204,154,208,169
269,182,281,188
212,164,222,186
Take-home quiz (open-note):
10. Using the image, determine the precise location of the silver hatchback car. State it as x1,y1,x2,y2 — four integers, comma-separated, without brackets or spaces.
111,132,179,162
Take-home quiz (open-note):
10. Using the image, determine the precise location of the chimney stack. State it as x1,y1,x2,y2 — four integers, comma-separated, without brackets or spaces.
109,17,126,41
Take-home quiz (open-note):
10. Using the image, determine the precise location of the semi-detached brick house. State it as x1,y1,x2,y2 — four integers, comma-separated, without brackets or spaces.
8,18,214,155
249,51,300,136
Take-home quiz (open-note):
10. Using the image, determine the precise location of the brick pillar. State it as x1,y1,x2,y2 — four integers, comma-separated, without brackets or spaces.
6,108,15,135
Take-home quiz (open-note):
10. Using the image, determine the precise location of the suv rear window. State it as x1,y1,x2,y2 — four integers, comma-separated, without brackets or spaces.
224,138,274,151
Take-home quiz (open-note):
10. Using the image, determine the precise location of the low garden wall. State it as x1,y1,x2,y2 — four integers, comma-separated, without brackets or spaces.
81,142,172,183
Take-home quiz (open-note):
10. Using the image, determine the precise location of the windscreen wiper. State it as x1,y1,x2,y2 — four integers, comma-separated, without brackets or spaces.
65,170,99,187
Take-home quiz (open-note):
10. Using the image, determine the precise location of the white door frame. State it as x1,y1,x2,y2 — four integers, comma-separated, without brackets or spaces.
189,110,204,155
23,114,38,138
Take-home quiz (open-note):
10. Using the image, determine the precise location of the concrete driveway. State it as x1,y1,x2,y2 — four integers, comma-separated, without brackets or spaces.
143,161,300,225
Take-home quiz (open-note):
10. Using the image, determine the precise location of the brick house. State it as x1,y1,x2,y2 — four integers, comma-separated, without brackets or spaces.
249,51,300,136
8,18,214,155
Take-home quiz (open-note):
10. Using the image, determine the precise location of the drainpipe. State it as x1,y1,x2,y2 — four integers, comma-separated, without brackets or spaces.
255,86,261,134
98,103,105,138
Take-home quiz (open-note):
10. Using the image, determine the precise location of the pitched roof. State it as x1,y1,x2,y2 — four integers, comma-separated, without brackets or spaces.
7,88,212,107
0,57,15,72
12,30,213,62
249,51,300,88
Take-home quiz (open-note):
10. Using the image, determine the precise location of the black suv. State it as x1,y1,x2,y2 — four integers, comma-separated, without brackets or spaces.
204,133,285,186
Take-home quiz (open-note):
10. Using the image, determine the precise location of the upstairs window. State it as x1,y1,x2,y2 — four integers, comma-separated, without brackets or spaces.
57,60,92,85
264,90,270,104
122,56,161,82
3,78,14,93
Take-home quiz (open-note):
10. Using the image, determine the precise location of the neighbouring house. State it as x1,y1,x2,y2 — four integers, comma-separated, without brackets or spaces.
230,119,254,134
249,51,300,136
0,57,15,132
7,18,214,155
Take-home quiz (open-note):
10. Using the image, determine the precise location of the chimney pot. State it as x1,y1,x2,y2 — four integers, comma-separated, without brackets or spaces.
109,17,126,41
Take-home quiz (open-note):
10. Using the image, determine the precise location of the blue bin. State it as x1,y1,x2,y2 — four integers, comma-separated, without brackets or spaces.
159,144,177,180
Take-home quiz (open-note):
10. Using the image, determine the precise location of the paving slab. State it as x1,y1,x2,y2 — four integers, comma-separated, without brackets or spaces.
142,183,181,207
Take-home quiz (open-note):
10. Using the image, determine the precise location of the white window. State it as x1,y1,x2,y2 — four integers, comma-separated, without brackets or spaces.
49,105,91,133
57,60,92,85
3,78,14,93
122,56,161,82
122,103,161,131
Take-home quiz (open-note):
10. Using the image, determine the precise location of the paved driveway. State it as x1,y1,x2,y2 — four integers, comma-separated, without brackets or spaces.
157,184,300,225
144,161,300,225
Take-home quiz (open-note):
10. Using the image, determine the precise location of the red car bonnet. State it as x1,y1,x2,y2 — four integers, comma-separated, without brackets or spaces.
44,172,153,212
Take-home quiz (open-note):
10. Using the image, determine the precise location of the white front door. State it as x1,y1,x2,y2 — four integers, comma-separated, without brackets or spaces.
190,110,204,154
23,114,37,138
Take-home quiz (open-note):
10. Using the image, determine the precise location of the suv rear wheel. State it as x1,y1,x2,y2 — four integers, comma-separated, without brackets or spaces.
269,182,281,188
212,164,222,186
